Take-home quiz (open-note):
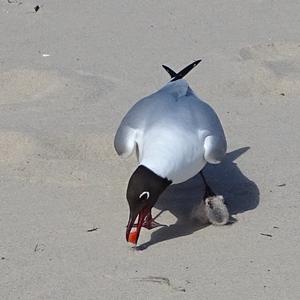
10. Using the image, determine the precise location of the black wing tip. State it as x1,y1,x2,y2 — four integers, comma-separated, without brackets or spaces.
193,59,202,65
170,59,202,82
189,59,202,70
162,64,177,78
161,64,170,72
162,59,202,81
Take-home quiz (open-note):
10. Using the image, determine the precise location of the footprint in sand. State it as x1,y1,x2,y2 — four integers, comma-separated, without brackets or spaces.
237,42,300,96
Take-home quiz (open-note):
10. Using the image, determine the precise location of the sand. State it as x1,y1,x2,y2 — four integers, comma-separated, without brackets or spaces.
0,1,299,299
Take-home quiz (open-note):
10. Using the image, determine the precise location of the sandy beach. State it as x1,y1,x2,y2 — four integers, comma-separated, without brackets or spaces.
0,1,299,299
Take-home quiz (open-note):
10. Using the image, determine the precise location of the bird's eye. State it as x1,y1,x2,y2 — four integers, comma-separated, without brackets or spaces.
139,191,150,200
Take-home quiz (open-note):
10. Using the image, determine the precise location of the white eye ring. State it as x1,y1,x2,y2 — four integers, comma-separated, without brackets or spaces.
139,191,150,200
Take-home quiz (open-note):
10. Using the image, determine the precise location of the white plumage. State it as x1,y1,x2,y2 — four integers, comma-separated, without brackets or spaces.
114,79,226,184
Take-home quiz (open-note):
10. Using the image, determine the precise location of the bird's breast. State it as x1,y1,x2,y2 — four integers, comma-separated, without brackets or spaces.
139,127,206,184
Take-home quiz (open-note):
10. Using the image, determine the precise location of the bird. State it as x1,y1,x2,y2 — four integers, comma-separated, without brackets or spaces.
204,195,229,225
114,60,228,245
191,195,229,226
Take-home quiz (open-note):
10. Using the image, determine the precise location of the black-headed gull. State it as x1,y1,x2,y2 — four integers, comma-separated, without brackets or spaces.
114,61,227,244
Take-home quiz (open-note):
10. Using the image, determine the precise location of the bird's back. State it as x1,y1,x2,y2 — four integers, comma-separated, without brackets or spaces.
114,79,226,183
135,81,224,183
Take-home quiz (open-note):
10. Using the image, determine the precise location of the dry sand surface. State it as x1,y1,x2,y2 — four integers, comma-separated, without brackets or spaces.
0,1,300,299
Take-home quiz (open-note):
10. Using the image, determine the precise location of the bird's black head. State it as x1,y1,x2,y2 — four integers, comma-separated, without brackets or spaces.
126,165,171,244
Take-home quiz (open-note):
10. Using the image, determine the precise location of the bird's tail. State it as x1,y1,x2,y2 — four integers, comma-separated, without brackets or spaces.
162,60,202,82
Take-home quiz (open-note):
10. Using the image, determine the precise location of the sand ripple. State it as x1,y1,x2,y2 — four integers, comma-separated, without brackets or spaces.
0,69,66,104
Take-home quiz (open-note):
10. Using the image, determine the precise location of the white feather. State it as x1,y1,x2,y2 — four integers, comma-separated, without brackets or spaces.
114,79,226,184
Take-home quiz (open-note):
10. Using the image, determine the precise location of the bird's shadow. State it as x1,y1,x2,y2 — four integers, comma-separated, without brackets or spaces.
137,147,260,250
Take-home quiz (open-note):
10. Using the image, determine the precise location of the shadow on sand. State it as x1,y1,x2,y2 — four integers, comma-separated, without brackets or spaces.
137,147,259,250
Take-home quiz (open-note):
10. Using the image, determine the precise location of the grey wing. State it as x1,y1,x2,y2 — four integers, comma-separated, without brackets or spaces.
193,97,227,164
114,80,190,158
114,96,154,158
203,134,227,164
114,124,138,158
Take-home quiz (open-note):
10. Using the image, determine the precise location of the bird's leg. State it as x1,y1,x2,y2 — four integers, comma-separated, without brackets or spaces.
200,170,216,198
142,210,165,230
133,209,166,230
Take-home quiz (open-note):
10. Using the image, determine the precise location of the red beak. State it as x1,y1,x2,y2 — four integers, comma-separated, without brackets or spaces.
126,207,150,245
